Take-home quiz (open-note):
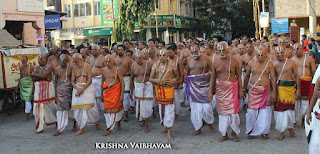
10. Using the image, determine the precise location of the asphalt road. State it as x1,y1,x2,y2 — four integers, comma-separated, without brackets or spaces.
0,106,309,154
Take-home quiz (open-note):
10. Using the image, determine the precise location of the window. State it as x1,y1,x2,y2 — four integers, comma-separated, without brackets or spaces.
64,4,70,17
94,1,100,16
158,0,161,10
73,2,92,17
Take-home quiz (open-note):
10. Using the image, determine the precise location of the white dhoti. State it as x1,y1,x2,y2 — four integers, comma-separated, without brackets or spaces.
246,106,272,136
219,114,240,136
135,82,154,121
174,88,184,115
92,76,105,115
190,102,214,130
33,81,57,132
183,83,189,106
33,102,57,132
295,99,309,122
104,110,123,131
72,83,98,129
211,95,217,112
74,108,99,129
159,104,175,128
57,110,69,132
25,101,32,113
308,100,320,154
123,76,131,111
274,110,295,132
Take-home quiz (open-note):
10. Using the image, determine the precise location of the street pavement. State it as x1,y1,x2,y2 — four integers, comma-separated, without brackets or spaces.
0,106,309,154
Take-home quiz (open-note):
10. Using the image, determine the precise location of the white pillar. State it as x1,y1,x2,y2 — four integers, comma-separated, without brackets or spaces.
146,28,152,41
164,28,169,44
176,31,180,43
309,0,317,38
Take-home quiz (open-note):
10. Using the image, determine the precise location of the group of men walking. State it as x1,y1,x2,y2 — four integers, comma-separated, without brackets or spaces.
16,36,319,152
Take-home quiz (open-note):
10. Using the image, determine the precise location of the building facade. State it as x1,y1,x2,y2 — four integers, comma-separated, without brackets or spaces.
1,0,45,47
273,0,320,39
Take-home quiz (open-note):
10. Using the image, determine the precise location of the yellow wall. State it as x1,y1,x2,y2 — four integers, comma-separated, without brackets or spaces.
62,0,101,28
154,0,192,17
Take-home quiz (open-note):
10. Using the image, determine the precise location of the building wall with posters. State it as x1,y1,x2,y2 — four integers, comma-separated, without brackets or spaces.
143,0,198,44
1,0,45,46
274,0,320,39
55,0,111,47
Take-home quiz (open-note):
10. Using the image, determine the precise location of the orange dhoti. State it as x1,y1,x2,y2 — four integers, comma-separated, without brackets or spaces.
103,83,123,130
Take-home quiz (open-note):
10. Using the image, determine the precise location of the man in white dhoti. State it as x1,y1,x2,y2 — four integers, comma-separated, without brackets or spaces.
31,54,58,135
243,47,276,139
53,54,74,136
114,45,133,122
168,44,184,120
130,52,154,132
273,46,301,140
186,44,214,136
209,41,244,142
150,49,179,141
71,53,99,136
102,55,124,136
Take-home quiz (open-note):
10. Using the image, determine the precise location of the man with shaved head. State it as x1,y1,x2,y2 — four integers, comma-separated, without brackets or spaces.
88,44,104,130
53,54,74,136
130,51,153,132
150,49,179,141
80,48,90,63
186,44,214,136
31,54,57,134
234,44,245,66
114,45,133,122
19,56,34,121
243,46,276,140
101,55,124,136
291,43,316,127
71,53,99,136
209,41,244,142
273,46,301,140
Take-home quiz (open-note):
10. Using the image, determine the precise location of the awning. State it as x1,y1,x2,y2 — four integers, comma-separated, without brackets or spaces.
0,29,22,46
45,10,68,17
83,27,112,36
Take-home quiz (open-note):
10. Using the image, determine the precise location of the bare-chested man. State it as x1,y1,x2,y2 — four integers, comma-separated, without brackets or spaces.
53,54,74,136
180,37,193,64
149,49,179,141
114,45,133,121
88,45,104,129
101,55,124,136
31,54,57,134
234,44,245,65
71,53,99,136
130,52,153,133
47,46,60,69
273,47,301,140
168,44,184,120
186,44,214,136
243,46,276,140
209,41,244,142
80,48,90,63
18,56,34,121
231,38,240,56
291,43,316,126
278,37,293,59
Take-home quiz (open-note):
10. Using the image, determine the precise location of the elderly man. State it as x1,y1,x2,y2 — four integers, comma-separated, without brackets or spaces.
31,54,57,134
130,51,153,132
273,46,301,140
18,56,34,121
187,44,214,136
114,45,133,121
243,46,276,140
80,48,90,63
291,43,316,126
150,49,179,141
71,53,99,136
209,41,244,142
101,55,125,136
53,54,73,136
88,44,104,129
278,37,293,59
